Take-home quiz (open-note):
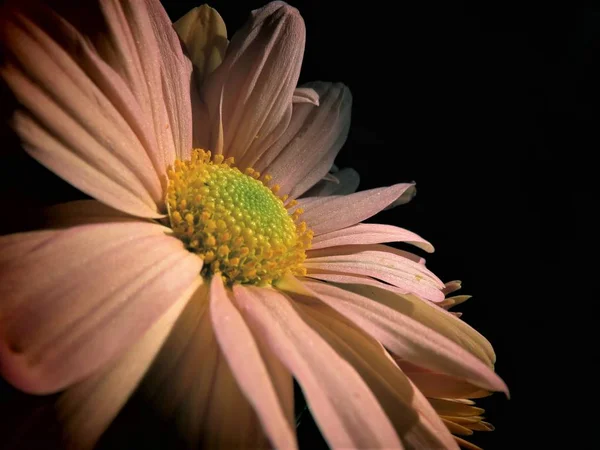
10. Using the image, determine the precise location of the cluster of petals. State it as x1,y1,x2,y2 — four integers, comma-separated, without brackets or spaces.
0,1,506,448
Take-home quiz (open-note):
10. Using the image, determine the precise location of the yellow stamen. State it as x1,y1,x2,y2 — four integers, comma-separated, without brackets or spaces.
166,149,312,286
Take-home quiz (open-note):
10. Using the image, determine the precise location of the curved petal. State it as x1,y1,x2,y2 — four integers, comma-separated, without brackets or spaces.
106,283,272,449
56,278,200,450
428,398,485,418
0,222,203,394
305,245,444,302
397,361,491,400
311,223,434,252
289,278,507,394
201,2,305,162
0,0,193,217
232,285,402,449
292,87,319,105
339,284,496,367
96,0,194,165
296,300,458,450
174,5,228,86
302,167,360,197
209,276,297,449
298,183,415,235
254,82,352,198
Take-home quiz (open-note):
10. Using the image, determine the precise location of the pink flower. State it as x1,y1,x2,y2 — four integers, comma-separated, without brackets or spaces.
0,1,507,448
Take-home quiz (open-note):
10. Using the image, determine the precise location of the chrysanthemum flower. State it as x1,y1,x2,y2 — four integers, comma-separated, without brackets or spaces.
0,1,507,449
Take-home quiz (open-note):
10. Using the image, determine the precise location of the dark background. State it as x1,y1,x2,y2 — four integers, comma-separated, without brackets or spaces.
0,0,584,448
157,0,580,448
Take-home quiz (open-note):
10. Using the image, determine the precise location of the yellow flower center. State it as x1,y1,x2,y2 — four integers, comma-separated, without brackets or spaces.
166,149,313,286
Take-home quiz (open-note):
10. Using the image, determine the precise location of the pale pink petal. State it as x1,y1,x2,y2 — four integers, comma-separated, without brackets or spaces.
201,2,305,163
306,269,420,295
302,167,360,197
0,5,161,217
209,276,297,449
1,0,193,217
232,285,402,449
311,223,435,252
122,284,273,448
397,361,491,399
292,87,319,105
384,185,417,210
253,82,352,198
0,222,203,394
98,0,193,165
298,183,415,235
305,245,444,302
57,278,200,450
292,278,508,394
333,283,496,368
296,299,457,449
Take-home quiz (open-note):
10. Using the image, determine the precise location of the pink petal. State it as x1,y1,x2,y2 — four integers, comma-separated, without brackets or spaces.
57,279,200,450
306,268,418,294
98,0,194,165
311,223,435,252
302,167,361,197
40,200,140,229
292,87,319,105
0,222,202,394
294,278,508,394
298,183,415,235
232,284,402,449
305,244,444,302
0,0,193,218
201,2,305,163
397,361,491,399
333,283,496,368
254,82,352,198
296,300,457,449
123,284,273,448
209,276,297,449
384,185,417,210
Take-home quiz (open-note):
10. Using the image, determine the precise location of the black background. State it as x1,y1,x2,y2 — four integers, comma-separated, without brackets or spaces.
156,1,580,449
0,0,585,448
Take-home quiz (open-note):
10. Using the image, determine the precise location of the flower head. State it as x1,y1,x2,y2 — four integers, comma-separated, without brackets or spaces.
0,1,507,449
